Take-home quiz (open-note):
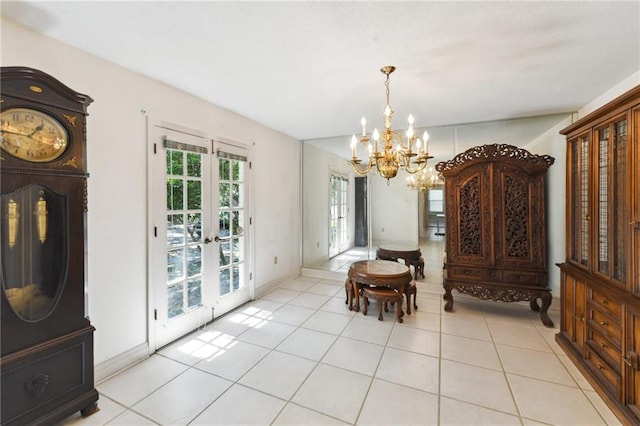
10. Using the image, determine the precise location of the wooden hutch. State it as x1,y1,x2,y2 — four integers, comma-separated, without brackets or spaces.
556,85,640,423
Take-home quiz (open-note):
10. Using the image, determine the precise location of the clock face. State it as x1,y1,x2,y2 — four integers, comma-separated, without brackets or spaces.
0,108,69,162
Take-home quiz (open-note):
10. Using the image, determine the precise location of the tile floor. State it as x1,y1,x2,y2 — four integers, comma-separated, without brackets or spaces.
62,240,621,425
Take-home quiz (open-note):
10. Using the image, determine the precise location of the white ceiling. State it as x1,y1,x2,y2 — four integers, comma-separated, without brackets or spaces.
2,1,639,155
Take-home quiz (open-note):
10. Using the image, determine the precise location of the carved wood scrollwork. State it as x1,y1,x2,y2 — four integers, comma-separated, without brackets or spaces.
504,175,529,258
460,176,481,255
435,143,555,173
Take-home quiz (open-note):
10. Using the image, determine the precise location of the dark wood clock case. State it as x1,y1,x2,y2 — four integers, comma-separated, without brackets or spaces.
0,67,98,424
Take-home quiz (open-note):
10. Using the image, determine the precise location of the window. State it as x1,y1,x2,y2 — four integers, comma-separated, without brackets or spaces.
428,188,444,213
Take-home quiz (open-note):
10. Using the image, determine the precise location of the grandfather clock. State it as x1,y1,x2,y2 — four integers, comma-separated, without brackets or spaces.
0,67,98,424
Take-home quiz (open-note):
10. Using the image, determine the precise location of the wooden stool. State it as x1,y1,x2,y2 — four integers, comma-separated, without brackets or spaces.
404,281,418,314
362,287,403,322
414,257,425,279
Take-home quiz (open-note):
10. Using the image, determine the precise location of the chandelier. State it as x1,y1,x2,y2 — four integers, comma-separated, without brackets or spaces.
349,65,433,180
406,167,441,191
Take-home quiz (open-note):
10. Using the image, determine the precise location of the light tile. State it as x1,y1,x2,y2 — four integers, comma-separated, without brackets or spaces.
270,304,316,326
205,313,252,336
289,292,331,309
341,316,393,345
236,319,296,348
358,379,438,425
302,310,352,335
60,395,125,425
106,410,156,425
195,340,269,381
98,355,189,406
441,333,502,370
412,295,442,314
399,309,441,332
584,389,623,426
158,330,224,365
508,373,606,425
132,368,232,425
276,327,337,361
440,314,492,341
375,347,439,394
273,403,347,425
239,351,315,399
279,278,317,292
321,336,384,376
292,364,370,424
320,295,356,315
489,321,552,352
191,384,285,425
557,353,594,390
440,359,517,415
387,325,440,357
497,344,576,386
261,288,301,304
239,299,283,319
439,396,521,426
64,242,620,426
306,282,342,296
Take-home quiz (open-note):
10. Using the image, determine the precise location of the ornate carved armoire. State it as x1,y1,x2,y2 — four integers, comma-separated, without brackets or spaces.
435,144,555,327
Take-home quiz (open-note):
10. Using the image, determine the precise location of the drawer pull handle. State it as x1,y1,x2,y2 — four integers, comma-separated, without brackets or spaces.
600,342,607,348
600,298,607,305
25,373,49,398
600,321,608,327
597,364,604,370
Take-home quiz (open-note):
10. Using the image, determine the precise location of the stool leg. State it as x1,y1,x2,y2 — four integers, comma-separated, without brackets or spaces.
363,296,369,316
377,300,384,321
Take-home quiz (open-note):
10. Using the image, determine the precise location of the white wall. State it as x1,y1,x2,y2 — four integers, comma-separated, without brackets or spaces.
370,174,419,245
525,70,639,297
525,118,572,297
1,18,301,367
301,142,354,267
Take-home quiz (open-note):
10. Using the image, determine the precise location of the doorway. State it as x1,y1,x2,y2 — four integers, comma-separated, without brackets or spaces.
149,124,252,350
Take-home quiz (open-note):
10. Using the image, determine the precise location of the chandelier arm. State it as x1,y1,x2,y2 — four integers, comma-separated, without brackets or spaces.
350,160,374,176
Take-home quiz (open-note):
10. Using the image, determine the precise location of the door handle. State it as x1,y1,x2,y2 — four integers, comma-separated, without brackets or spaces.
214,236,220,242
204,237,213,244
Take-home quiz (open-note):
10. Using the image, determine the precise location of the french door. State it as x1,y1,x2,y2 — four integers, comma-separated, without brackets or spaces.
329,173,349,257
149,124,251,350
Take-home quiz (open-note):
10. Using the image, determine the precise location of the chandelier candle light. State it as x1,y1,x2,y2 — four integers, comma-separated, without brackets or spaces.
350,66,433,181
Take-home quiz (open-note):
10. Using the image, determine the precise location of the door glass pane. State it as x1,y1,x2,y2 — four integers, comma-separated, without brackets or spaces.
167,214,185,246
165,148,204,320
167,248,185,282
187,213,202,243
167,179,184,210
187,152,201,177
613,119,627,282
573,136,590,266
167,283,184,319
597,126,609,273
218,153,246,298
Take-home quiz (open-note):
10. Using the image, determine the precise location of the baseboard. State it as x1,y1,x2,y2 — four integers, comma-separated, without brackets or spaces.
94,342,150,384
300,268,346,281
254,269,301,299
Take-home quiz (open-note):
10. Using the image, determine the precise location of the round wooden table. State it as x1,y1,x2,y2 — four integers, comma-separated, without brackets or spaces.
376,244,424,279
346,260,412,322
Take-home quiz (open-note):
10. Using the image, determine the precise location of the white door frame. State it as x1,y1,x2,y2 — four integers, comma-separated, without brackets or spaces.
146,118,254,352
